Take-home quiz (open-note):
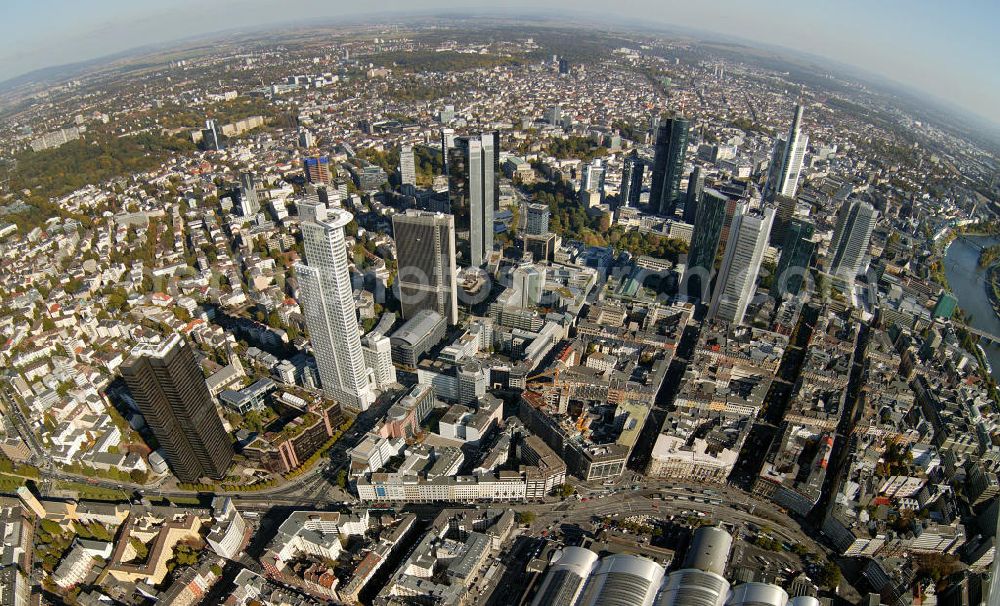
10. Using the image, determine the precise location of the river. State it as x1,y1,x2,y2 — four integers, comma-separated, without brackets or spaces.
943,235,1000,379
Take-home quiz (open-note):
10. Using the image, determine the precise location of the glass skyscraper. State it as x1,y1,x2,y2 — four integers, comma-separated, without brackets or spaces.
619,152,644,208
771,218,816,299
448,133,498,266
649,116,690,216
682,188,728,301
392,210,459,325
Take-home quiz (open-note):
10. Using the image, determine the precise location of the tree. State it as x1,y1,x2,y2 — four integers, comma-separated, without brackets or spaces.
516,511,536,524
335,469,348,488
819,561,842,588
558,483,575,498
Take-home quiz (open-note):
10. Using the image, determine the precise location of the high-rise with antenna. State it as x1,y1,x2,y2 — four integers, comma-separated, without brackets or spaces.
764,103,808,201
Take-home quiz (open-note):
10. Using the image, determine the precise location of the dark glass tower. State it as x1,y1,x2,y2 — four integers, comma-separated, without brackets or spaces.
649,117,690,216
619,152,644,208
683,166,705,224
122,335,233,482
448,133,498,266
392,210,459,325
682,188,728,300
771,218,816,299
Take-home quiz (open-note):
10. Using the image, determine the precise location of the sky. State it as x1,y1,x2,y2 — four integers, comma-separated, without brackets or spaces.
1,0,999,125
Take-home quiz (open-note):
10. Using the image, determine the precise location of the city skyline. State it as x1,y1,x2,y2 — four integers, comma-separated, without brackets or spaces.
1,1,999,129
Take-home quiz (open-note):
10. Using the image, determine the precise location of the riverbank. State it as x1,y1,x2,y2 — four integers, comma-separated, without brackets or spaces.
987,263,1000,320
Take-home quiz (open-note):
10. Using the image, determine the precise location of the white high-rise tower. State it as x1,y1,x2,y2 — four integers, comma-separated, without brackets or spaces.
295,197,376,411
765,104,808,200
708,204,775,325
399,144,416,187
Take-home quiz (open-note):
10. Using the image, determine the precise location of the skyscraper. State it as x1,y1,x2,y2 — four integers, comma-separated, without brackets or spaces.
238,172,259,218
440,128,456,174
649,116,690,216
620,152,644,208
201,119,220,151
399,144,416,187
765,104,809,201
448,134,498,266
769,194,799,246
683,165,705,224
828,198,877,291
122,334,233,482
682,188,729,300
295,198,376,410
771,218,816,299
708,203,775,325
524,203,550,236
392,210,459,325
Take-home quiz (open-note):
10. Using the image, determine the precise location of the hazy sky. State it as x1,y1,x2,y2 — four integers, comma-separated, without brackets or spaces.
2,0,999,125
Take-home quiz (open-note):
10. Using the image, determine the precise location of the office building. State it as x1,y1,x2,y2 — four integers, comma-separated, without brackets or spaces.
524,232,557,263
122,334,234,482
440,127,456,173
238,172,259,218
771,219,816,299
581,159,605,194
392,210,459,325
769,194,798,246
682,188,728,300
298,129,316,148
512,264,546,308
708,204,775,325
390,309,447,368
828,199,877,291
650,116,690,215
399,144,416,186
525,202,551,236
201,119,220,151
545,104,562,126
303,156,331,184
765,104,808,201
683,166,704,224
448,133,498,266
362,332,397,390
295,199,376,410
620,152,644,208
439,105,456,124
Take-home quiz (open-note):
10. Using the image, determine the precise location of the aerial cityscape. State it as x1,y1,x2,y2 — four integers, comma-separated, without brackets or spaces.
0,5,999,606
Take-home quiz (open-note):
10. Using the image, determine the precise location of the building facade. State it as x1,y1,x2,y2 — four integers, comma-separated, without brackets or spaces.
294,198,376,410
122,334,234,482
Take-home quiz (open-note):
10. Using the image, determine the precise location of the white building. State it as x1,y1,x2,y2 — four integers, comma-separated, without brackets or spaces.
206,497,248,560
766,104,808,200
362,332,397,390
708,204,775,325
52,540,113,589
349,432,405,476
295,198,376,410
399,144,416,186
